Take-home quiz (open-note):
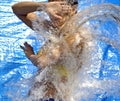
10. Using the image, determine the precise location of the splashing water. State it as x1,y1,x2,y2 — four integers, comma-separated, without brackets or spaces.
8,3,120,101
69,4,120,101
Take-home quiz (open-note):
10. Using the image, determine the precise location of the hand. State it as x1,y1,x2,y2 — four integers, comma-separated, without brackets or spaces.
45,1,73,26
46,2,72,18
20,42,35,59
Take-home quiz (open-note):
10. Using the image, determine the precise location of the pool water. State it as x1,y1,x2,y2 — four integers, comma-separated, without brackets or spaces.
0,0,120,101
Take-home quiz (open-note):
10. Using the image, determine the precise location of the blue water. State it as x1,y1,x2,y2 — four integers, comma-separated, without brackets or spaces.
0,0,120,101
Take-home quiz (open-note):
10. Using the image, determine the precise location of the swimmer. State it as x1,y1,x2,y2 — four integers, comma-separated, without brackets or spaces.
12,0,79,100
12,0,77,29
12,0,78,66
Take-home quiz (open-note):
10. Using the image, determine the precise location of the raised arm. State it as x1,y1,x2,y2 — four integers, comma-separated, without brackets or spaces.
12,1,46,29
12,1,74,29
20,42,61,69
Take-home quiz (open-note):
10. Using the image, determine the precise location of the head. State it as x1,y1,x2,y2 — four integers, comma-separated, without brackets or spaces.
49,0,78,28
48,0,78,6
49,0,66,2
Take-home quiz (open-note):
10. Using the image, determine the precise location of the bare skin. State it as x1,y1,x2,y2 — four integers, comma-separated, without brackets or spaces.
13,0,77,67
12,0,78,99
12,1,74,29
20,42,35,59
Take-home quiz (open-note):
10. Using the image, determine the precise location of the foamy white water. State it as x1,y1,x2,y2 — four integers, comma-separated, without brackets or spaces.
7,3,120,101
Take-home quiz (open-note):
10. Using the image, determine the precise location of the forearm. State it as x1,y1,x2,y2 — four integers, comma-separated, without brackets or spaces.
29,46,61,68
29,55,40,67
12,1,46,15
29,54,50,69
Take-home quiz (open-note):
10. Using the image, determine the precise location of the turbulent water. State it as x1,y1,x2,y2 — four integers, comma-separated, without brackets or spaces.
8,3,120,101
58,4,120,101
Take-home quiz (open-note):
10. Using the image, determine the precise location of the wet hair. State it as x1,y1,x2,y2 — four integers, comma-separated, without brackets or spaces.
48,0,65,2
48,0,78,5
66,0,78,5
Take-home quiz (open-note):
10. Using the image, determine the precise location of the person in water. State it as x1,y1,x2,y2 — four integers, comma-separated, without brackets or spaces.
12,0,77,29
12,0,79,100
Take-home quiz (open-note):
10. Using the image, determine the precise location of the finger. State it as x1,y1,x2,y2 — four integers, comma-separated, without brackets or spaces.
62,5,72,12
50,11,62,20
54,14,62,20
24,42,28,46
59,1,68,5
20,45,25,50
24,42,31,47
